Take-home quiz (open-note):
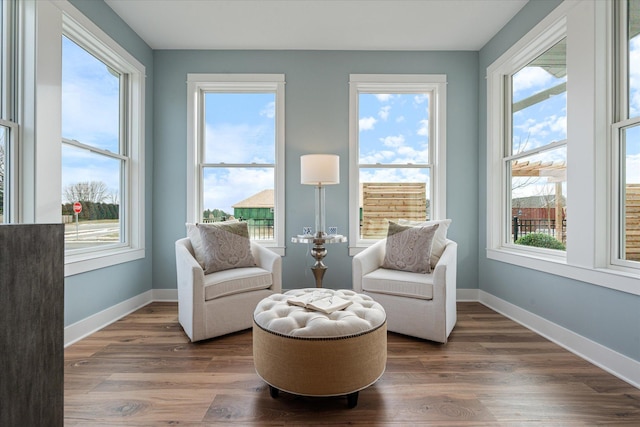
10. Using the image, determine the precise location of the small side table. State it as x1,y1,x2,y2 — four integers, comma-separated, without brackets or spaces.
291,234,347,288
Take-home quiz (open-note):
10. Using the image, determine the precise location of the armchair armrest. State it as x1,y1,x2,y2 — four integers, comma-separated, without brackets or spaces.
352,239,386,293
251,242,282,293
175,238,206,340
432,239,457,340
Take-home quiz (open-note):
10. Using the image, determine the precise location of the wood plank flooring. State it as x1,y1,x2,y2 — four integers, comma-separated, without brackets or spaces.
64,302,640,426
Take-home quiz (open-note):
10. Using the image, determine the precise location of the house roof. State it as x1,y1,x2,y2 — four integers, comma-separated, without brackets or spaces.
232,189,274,209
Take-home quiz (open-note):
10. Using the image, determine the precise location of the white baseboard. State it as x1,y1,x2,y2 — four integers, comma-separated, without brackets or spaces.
64,286,639,390
64,288,179,347
478,290,640,389
456,288,480,301
152,288,178,301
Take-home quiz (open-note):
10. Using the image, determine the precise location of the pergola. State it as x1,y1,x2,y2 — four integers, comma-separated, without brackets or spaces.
512,159,566,242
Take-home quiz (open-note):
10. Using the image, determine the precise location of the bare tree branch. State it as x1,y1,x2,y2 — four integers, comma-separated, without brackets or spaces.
64,181,109,203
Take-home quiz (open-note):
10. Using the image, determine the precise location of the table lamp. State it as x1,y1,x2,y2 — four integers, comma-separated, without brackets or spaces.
301,154,339,237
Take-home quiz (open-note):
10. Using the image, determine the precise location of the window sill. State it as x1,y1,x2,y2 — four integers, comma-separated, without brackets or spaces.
486,248,640,296
65,247,145,277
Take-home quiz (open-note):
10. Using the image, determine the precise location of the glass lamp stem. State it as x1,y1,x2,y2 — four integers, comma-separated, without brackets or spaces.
315,184,326,237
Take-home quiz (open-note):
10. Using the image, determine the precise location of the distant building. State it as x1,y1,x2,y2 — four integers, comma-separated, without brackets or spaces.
232,189,274,221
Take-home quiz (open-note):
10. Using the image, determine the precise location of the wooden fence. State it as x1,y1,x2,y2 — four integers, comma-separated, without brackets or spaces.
627,184,640,261
361,183,427,239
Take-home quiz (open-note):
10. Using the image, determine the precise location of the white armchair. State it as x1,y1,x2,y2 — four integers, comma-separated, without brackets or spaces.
175,237,282,342
352,238,457,343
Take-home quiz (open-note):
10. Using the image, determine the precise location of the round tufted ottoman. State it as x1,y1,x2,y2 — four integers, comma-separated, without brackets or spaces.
253,288,386,408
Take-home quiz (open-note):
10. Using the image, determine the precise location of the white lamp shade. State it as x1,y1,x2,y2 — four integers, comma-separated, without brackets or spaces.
300,154,340,185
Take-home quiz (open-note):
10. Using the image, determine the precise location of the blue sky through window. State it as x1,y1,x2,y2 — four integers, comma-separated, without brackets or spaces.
628,33,640,184
203,93,275,214
358,93,430,190
61,36,121,202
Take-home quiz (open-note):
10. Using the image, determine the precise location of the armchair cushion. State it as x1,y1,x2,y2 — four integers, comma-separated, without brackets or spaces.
362,268,434,300
398,218,452,268
382,221,439,274
203,266,272,301
187,221,256,274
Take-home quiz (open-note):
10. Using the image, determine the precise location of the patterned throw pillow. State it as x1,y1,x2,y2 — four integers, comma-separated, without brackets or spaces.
398,218,451,268
382,221,440,274
194,221,256,274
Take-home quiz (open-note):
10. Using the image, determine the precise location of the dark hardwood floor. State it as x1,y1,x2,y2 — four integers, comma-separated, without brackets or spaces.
64,302,640,426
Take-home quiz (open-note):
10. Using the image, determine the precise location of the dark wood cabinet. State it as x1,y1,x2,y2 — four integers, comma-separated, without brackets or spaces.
1,224,64,427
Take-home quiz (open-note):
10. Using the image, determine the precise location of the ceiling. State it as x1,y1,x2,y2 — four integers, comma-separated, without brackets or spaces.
104,0,528,51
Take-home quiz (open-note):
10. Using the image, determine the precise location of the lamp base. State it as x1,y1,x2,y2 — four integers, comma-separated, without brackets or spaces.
310,237,328,288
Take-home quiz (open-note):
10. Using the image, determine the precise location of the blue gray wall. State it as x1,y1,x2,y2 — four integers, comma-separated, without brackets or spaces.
151,50,479,293
478,0,640,361
64,0,154,326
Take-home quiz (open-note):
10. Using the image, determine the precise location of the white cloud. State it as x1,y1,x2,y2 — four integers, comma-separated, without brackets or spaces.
360,168,429,185
396,146,429,163
202,167,273,213
512,66,555,96
417,119,429,136
381,135,405,148
260,101,275,119
359,150,396,164
513,113,567,151
378,106,391,121
359,116,377,131
627,153,640,184
396,116,406,123
205,123,273,163
375,94,392,102
629,38,640,115
414,94,428,105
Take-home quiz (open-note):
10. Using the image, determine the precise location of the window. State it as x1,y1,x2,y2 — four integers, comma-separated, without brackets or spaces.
487,14,567,259
348,74,447,254
186,74,285,255
60,9,145,274
612,0,640,269
1,0,18,224
508,38,567,252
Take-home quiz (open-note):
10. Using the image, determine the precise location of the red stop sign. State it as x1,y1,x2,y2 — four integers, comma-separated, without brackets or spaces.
73,202,82,214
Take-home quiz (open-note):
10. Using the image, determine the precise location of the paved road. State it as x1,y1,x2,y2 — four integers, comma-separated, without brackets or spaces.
65,221,119,249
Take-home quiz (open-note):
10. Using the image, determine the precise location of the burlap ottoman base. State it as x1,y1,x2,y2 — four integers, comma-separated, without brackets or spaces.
252,289,387,408
253,321,386,406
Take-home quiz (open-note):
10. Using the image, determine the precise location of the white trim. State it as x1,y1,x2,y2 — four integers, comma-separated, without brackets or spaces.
64,290,153,347
64,288,178,347
487,248,640,296
152,288,179,301
479,290,640,389
456,288,480,301
64,248,145,276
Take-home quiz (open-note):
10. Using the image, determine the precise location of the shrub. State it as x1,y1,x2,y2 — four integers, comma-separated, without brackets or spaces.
515,233,566,250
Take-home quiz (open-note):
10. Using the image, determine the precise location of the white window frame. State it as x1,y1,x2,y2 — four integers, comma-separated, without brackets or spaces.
1,0,19,224
186,74,286,256
489,14,567,261
610,0,640,272
348,74,447,256
487,0,640,296
27,1,145,276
